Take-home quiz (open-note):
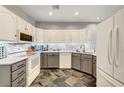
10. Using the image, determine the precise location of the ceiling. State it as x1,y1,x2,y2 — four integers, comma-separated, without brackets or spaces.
20,5,124,22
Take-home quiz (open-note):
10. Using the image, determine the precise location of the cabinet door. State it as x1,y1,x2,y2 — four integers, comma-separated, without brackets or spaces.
97,16,114,76
36,28,44,42
80,29,87,43
47,53,59,68
81,59,92,74
72,53,80,70
56,30,65,43
43,30,51,43
93,61,96,77
71,30,80,43
40,53,47,68
113,9,124,83
0,6,17,41
64,30,71,43
32,26,36,42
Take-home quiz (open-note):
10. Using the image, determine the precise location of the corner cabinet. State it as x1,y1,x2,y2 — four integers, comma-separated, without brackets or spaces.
0,6,17,41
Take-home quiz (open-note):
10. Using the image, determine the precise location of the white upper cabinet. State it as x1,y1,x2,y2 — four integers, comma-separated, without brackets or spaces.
55,30,65,43
17,17,33,36
86,25,97,44
64,30,71,43
32,26,36,42
36,28,44,42
70,30,80,43
43,30,53,43
41,29,87,43
80,29,87,43
0,6,17,41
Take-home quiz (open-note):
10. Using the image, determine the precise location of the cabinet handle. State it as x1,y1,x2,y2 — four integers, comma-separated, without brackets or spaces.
17,78,24,85
107,29,113,65
17,64,25,69
17,71,25,76
114,26,120,67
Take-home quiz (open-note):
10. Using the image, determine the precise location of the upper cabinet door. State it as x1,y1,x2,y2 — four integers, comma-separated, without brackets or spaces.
64,30,71,43
32,26,36,42
113,9,124,83
0,6,17,41
71,30,80,43
97,16,114,77
80,29,87,43
36,28,44,42
56,30,65,43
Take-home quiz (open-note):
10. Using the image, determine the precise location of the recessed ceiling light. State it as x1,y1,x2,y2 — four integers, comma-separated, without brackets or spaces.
75,12,79,16
49,12,53,16
97,17,100,20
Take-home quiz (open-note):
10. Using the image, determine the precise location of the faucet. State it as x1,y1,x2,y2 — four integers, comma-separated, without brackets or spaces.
80,44,85,53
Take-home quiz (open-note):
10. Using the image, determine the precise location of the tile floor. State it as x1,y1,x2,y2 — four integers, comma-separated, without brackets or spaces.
30,69,96,87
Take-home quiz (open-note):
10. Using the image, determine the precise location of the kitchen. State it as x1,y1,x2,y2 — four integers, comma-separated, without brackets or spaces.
0,5,124,87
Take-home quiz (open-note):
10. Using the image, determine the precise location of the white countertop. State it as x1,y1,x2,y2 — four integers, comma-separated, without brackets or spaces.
0,56,28,65
0,50,96,65
40,51,96,56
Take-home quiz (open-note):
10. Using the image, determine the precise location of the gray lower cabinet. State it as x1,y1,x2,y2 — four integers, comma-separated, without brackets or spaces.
80,54,93,75
81,58,93,74
72,53,80,70
40,53,47,68
0,59,26,87
92,55,96,77
40,53,59,68
47,53,59,68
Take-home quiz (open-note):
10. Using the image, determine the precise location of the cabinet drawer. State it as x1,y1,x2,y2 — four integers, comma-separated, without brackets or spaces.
81,54,92,59
72,53,80,57
12,73,26,87
12,60,26,72
17,80,26,87
12,66,26,81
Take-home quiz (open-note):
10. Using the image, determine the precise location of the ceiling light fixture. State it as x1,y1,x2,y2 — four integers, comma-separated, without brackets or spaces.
75,12,79,16
49,12,53,16
97,17,100,20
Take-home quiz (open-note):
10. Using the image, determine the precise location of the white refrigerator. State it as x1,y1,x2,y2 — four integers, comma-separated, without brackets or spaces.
97,8,124,87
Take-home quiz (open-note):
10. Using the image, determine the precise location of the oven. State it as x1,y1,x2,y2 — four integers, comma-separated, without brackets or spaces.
26,53,40,86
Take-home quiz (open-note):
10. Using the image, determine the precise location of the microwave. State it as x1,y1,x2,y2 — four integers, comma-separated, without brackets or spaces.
20,32,33,42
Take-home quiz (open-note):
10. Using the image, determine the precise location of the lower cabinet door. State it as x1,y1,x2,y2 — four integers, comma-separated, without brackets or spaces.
72,55,80,70
93,61,96,77
40,53,47,68
81,59,92,74
47,53,59,68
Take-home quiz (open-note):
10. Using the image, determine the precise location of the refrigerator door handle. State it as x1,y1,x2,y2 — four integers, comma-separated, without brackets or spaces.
108,29,113,65
114,26,120,67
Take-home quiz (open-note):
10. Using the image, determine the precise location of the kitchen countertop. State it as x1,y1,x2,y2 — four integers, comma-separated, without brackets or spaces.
0,50,96,65
39,51,96,56
0,56,28,65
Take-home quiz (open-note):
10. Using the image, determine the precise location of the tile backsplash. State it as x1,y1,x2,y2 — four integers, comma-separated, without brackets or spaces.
0,42,95,53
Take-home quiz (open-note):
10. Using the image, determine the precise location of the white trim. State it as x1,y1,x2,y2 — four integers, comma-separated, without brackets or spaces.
98,69,124,87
